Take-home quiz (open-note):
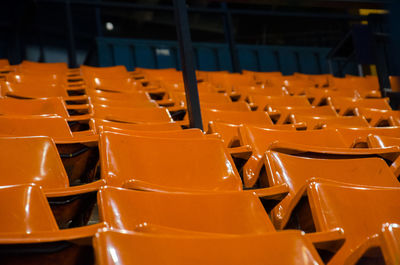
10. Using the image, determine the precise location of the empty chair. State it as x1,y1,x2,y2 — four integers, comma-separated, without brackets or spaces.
100,132,246,192
264,151,400,229
91,96,158,109
329,97,392,115
355,107,400,127
291,115,370,129
0,115,98,183
239,125,400,187
93,119,182,132
298,181,400,265
338,126,400,147
248,95,311,111
271,105,338,124
202,109,273,131
94,230,324,265
201,101,251,111
98,187,277,235
0,185,103,242
0,97,69,117
94,106,173,124
367,134,400,176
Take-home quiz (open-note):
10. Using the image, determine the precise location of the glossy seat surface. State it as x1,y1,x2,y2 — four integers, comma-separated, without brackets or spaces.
0,97,70,117
94,106,173,123
94,119,181,131
100,132,242,191
292,115,370,129
265,151,400,229
307,181,400,265
249,95,311,111
98,187,275,234
94,230,324,265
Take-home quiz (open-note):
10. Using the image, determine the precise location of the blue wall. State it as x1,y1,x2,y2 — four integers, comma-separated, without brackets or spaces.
97,37,358,75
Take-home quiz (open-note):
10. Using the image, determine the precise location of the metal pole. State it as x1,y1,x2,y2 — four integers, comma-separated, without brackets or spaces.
65,0,78,68
221,2,240,73
173,0,203,130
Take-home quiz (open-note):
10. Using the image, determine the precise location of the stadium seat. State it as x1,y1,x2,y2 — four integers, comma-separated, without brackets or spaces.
93,105,173,123
355,107,400,127
290,115,370,129
94,230,324,265
265,151,400,229
329,97,392,115
380,223,400,264
239,125,400,187
98,187,280,234
93,119,182,131
301,180,400,264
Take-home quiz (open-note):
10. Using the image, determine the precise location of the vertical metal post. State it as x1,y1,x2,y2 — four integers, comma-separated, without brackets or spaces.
95,0,103,37
221,2,240,73
173,0,203,130
65,0,78,68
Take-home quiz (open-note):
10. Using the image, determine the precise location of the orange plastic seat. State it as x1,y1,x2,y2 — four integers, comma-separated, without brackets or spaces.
0,115,98,183
93,119,182,131
265,151,400,229
208,121,295,147
94,230,324,265
100,132,245,192
98,187,277,235
201,101,251,111
93,106,173,123
366,134,400,176
390,75,400,92
0,97,69,117
239,125,400,187
355,107,400,127
329,97,392,115
248,95,311,111
300,181,400,264
271,105,338,124
337,127,400,147
87,89,151,101
91,96,158,108
0,184,103,244
81,65,129,79
291,115,370,129
202,109,273,131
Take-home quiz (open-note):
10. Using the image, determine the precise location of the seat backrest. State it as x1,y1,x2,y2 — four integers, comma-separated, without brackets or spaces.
202,109,273,128
330,97,392,112
367,134,400,149
307,181,400,264
249,95,311,110
201,101,251,112
98,187,274,234
0,136,69,189
100,132,241,191
0,115,74,138
94,230,324,265
4,81,69,98
94,106,173,123
94,119,181,131
0,184,59,234
292,115,370,129
0,97,69,117
338,127,400,147
241,125,348,156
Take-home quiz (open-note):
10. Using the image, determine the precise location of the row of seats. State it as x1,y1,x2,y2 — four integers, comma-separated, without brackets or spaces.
0,59,400,264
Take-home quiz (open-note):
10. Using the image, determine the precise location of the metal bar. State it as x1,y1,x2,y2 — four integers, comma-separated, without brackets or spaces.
173,0,203,130
221,2,240,73
37,0,368,20
65,0,78,68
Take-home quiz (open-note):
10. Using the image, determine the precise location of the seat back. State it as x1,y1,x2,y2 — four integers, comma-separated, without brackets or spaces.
98,187,274,234
94,106,173,123
0,136,69,189
0,97,69,117
100,132,241,191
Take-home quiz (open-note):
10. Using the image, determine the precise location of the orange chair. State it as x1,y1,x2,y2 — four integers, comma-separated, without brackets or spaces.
94,230,324,265
202,109,273,131
91,96,159,109
301,180,400,264
98,187,280,235
0,115,98,183
93,119,182,132
328,97,392,115
290,115,370,130
366,134,400,177
100,132,268,193
355,107,400,127
200,101,251,111
93,106,173,124
271,105,338,124
264,151,400,229
239,125,400,187
337,127,400,147
390,75,400,92
247,95,311,111
0,184,103,249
